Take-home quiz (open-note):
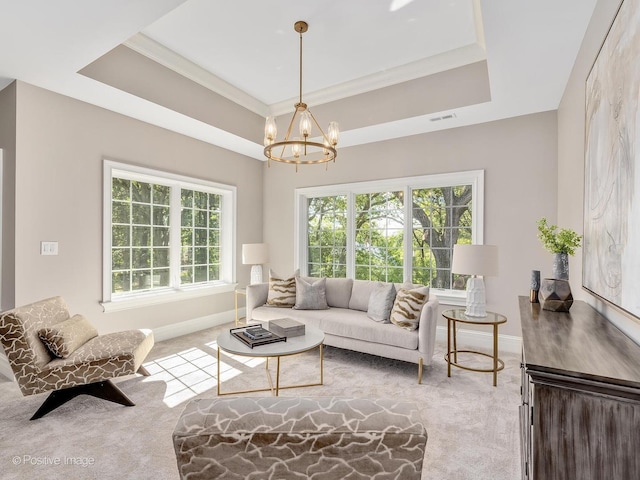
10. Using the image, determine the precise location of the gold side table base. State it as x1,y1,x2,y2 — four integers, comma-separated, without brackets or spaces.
444,350,505,385
443,310,507,387
217,344,324,396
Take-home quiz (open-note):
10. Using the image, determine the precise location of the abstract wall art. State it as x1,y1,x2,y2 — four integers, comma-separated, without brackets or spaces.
584,0,640,319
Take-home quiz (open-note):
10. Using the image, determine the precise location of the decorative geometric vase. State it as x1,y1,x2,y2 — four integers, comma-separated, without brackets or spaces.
539,278,573,312
552,253,569,280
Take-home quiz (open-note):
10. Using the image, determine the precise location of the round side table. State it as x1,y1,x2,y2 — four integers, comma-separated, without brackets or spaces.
442,309,507,386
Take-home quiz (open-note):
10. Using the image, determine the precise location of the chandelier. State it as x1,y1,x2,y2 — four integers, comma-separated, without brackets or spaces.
263,21,339,170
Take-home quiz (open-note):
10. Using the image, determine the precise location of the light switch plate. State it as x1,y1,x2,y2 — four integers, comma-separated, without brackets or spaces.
41,241,59,255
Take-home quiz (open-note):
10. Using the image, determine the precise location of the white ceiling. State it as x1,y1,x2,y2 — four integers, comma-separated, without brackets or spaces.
0,0,598,160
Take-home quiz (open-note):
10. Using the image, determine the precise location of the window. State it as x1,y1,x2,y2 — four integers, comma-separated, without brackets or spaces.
103,161,236,310
355,191,404,282
307,195,347,277
295,171,483,303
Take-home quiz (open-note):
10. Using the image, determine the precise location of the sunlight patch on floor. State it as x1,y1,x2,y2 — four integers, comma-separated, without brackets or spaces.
142,341,268,407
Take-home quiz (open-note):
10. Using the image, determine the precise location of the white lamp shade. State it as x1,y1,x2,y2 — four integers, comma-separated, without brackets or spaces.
451,244,498,317
451,244,499,277
242,243,269,265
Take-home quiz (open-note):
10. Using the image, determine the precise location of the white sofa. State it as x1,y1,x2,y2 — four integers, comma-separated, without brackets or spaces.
246,278,439,383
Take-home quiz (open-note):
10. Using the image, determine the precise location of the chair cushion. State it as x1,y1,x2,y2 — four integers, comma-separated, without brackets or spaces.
294,276,329,310
367,283,397,323
266,269,297,307
390,285,429,331
38,314,98,358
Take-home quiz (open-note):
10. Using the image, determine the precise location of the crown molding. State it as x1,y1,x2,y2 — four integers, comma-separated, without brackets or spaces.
124,33,270,117
125,33,485,121
268,43,486,116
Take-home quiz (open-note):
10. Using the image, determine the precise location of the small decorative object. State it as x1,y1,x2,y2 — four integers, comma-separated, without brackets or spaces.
539,278,574,312
530,270,540,303
536,218,582,280
269,318,305,337
451,244,499,317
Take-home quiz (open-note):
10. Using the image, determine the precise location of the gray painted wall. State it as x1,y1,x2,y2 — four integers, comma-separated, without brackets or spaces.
9,81,263,334
0,82,16,311
263,111,559,337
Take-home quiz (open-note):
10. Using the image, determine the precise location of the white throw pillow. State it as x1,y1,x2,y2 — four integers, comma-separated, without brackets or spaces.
367,283,397,323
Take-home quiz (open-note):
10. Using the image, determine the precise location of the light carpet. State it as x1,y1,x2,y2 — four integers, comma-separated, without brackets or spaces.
0,322,521,479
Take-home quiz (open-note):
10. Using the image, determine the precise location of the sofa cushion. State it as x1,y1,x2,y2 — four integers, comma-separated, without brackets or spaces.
321,308,418,350
349,280,385,311
324,278,353,308
266,270,297,307
38,314,99,358
390,285,429,331
367,283,396,323
294,276,329,310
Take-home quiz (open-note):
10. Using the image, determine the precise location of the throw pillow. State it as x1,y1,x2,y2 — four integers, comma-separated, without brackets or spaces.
367,283,396,323
266,269,297,307
390,285,430,331
38,314,99,358
294,276,329,310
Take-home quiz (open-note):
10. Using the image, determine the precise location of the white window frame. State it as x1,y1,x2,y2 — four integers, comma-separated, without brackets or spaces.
102,160,236,312
294,170,484,305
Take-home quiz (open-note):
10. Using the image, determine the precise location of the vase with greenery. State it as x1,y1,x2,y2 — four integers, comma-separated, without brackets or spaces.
536,218,582,280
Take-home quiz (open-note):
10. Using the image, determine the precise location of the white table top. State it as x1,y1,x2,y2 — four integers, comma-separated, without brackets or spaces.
217,325,324,357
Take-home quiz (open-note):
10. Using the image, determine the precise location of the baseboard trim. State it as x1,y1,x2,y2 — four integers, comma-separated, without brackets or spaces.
436,325,522,355
152,308,243,342
0,351,14,382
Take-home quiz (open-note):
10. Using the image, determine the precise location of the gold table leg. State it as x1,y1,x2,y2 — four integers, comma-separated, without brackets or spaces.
446,318,452,378
493,324,498,387
217,343,324,396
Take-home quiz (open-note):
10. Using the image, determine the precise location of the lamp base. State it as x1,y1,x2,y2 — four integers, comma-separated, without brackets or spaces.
464,276,487,317
250,265,263,285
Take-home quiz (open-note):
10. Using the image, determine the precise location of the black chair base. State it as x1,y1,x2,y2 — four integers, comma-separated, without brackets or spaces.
30,380,135,420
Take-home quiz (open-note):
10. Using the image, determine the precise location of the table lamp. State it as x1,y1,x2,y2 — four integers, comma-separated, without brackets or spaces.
451,244,499,317
242,243,269,284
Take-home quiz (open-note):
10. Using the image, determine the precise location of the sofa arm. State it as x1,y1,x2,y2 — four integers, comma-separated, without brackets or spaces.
417,296,439,361
246,283,269,321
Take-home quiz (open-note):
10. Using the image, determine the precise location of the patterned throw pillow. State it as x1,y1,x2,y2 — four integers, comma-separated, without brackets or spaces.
38,314,99,358
390,285,429,331
294,276,329,310
266,269,297,307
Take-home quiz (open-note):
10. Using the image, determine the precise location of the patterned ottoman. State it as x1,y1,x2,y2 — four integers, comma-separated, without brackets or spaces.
173,396,427,479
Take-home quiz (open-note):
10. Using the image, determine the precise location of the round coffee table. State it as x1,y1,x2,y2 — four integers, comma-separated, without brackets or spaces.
216,325,324,396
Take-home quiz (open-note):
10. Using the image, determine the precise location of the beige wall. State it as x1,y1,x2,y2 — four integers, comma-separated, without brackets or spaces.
0,82,16,311
557,0,640,340
11,81,263,334
263,111,558,337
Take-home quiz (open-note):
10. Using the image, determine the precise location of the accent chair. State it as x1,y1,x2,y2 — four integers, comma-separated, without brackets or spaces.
0,296,154,420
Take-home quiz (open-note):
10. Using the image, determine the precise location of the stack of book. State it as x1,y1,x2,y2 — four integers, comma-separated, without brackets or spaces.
268,318,306,338
231,326,285,348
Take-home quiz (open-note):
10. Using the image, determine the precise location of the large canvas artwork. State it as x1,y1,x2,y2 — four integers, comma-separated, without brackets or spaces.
584,0,640,319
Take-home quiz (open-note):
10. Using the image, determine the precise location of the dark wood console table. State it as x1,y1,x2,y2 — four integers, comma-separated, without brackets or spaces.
519,296,640,480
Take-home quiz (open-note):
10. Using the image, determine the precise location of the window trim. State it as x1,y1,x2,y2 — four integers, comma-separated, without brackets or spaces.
102,160,236,311
295,170,484,305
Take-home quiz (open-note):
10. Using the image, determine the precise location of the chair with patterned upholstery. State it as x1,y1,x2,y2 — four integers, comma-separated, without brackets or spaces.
0,296,154,420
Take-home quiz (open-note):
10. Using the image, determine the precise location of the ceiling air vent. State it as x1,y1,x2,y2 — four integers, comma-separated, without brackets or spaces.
430,113,457,122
